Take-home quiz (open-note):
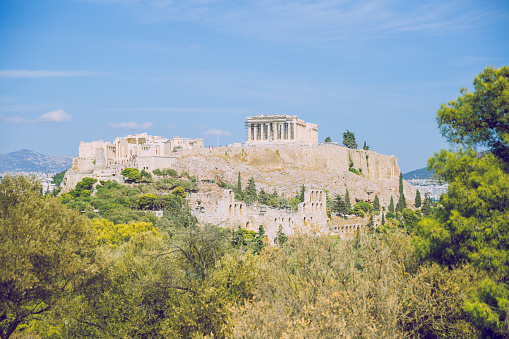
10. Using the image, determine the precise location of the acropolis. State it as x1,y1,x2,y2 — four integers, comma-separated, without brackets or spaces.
245,114,318,144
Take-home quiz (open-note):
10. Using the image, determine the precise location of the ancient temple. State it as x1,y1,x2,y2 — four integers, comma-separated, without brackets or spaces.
245,115,318,144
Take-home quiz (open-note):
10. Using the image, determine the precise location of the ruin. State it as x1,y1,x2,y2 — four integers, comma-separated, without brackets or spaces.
245,115,318,144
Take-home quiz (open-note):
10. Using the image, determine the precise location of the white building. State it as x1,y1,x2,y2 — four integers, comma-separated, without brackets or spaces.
245,115,318,144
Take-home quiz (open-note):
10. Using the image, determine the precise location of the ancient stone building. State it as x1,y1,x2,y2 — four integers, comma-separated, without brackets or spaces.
189,188,329,242
245,115,318,144
78,133,204,167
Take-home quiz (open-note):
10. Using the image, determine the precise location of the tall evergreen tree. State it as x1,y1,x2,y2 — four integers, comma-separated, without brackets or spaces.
344,189,351,211
373,195,380,212
236,172,243,200
415,189,422,208
334,194,349,216
363,141,370,150
381,212,385,225
396,173,406,212
324,136,332,143
299,184,306,202
342,130,358,149
244,177,257,202
388,196,395,213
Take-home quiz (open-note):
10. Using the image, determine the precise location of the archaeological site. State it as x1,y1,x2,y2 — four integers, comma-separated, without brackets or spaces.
63,114,416,241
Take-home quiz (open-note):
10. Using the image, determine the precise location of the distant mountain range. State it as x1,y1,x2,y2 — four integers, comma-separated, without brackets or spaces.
403,167,434,180
0,149,73,173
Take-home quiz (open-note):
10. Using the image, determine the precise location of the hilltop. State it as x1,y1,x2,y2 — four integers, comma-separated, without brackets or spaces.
403,167,434,180
0,149,73,173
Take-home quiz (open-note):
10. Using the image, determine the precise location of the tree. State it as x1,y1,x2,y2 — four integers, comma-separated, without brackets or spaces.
342,130,358,149
274,225,288,248
299,184,306,203
0,175,98,339
363,141,370,150
373,195,380,212
396,173,406,212
388,196,395,214
244,177,257,203
252,225,266,254
70,177,97,198
334,194,350,216
381,212,385,226
415,190,422,208
413,66,509,336
236,172,243,200
172,186,187,198
324,136,332,143
344,189,351,211
140,169,153,183
137,193,158,210
121,168,141,183
436,65,509,163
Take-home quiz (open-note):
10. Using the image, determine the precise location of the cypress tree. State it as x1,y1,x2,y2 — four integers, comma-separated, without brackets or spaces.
388,196,395,213
397,173,406,212
344,189,351,211
415,189,422,208
373,195,380,211
300,184,306,202
244,177,257,202
381,212,385,225
236,172,243,200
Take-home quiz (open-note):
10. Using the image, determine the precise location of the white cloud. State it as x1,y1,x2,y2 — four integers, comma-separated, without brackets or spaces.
0,70,101,78
38,109,72,122
165,123,176,129
108,121,153,129
0,114,35,124
204,128,231,137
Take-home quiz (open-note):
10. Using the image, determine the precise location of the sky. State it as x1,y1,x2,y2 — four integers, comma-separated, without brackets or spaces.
0,0,508,173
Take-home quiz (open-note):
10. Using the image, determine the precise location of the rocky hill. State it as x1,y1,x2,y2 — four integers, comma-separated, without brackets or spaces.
0,149,73,173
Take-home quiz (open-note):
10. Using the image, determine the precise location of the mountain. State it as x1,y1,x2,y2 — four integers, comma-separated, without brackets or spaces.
403,167,434,180
0,149,73,173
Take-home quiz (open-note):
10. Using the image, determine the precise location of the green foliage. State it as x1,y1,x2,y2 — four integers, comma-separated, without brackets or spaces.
69,177,97,198
401,208,420,233
333,194,350,216
413,66,509,336
373,195,380,212
324,136,332,143
299,184,306,202
388,196,395,213
252,225,266,254
91,218,158,247
349,167,361,175
415,189,422,208
342,129,358,149
436,65,509,163
172,186,187,198
396,172,406,212
137,193,158,210
0,175,98,339
51,170,66,186
139,169,152,183
274,225,288,247
344,189,351,210
363,141,370,150
121,167,141,183
244,177,257,203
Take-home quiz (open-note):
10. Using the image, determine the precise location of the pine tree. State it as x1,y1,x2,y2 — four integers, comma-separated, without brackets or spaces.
344,189,351,211
300,184,306,202
388,196,395,213
363,141,370,150
342,130,358,149
335,194,349,216
275,225,288,247
324,136,332,143
244,177,257,202
415,189,421,208
373,195,380,211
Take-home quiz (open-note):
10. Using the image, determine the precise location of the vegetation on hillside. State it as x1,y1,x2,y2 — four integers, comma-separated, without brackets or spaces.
1,66,508,338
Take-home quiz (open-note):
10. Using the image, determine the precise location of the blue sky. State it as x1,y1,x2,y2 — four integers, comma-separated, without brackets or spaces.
0,0,508,172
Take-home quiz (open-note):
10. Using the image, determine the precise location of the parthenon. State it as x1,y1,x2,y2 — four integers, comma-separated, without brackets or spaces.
245,115,318,144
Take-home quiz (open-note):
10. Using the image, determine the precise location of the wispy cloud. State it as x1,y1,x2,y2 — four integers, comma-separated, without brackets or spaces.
0,70,101,78
93,0,508,42
0,109,72,123
165,123,176,129
0,114,35,124
108,121,153,129
203,128,231,137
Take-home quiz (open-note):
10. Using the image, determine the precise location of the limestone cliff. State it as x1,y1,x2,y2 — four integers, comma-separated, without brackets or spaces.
63,143,416,208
